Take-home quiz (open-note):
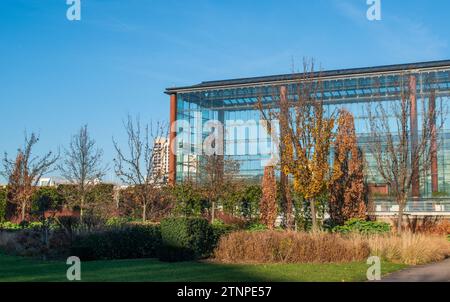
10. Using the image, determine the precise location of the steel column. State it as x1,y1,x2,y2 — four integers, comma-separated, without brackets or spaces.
410,75,420,198
169,93,177,185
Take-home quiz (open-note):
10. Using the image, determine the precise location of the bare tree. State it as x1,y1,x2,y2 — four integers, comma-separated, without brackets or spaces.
113,115,168,222
1,133,58,221
197,154,240,223
59,125,107,224
367,74,444,234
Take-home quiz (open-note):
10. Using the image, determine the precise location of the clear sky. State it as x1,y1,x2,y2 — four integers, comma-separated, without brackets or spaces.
1,0,449,183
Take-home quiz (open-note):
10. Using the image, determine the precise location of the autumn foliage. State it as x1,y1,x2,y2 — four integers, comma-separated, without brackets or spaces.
258,61,336,230
329,110,366,225
7,153,35,221
2,133,58,222
259,166,278,229
281,86,335,229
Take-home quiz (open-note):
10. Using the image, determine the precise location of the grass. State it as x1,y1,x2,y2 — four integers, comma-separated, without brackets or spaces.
0,253,406,282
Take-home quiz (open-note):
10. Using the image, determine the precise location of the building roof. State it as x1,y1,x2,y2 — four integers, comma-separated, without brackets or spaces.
165,59,450,94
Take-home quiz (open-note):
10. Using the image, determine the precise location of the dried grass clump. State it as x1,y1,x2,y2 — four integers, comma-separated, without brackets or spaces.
363,232,450,265
214,231,450,265
214,231,370,264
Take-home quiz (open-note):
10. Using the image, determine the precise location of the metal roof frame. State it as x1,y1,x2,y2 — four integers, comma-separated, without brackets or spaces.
165,60,450,94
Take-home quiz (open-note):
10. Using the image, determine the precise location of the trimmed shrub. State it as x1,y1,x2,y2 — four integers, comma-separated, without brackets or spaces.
71,224,161,261
0,231,17,250
332,218,390,235
1,228,71,258
214,231,370,264
159,217,215,262
8,230,44,257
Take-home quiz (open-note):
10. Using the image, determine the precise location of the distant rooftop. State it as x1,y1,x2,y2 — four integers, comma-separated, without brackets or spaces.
165,59,450,94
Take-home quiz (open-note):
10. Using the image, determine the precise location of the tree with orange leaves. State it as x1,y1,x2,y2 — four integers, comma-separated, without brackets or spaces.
329,109,366,225
7,153,32,221
1,133,58,221
258,59,335,231
260,165,277,229
282,95,335,230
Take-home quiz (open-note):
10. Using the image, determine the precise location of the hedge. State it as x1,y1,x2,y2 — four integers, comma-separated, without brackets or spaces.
159,217,215,262
4,216,234,262
71,224,162,261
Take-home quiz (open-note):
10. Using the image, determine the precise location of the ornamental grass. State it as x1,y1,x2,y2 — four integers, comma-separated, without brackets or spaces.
214,230,450,265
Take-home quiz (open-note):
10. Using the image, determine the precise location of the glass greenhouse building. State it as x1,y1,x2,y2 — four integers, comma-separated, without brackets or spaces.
166,60,450,214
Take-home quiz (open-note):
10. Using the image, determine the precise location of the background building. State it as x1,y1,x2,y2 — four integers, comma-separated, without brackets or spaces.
166,60,450,214
36,178,59,187
152,137,170,184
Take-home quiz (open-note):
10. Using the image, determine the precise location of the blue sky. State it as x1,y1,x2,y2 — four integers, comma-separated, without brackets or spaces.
1,0,449,183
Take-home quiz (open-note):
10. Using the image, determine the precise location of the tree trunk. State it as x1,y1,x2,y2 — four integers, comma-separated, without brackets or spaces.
142,202,147,222
21,201,26,221
397,199,405,235
286,191,293,230
211,200,216,223
310,198,318,231
80,195,85,225
280,173,293,230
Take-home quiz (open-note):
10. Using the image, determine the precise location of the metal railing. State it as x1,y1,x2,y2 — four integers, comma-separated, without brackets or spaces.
372,198,450,214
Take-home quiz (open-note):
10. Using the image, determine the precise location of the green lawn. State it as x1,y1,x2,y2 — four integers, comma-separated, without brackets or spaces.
0,253,406,282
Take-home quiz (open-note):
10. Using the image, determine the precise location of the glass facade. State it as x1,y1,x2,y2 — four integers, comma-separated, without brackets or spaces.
169,62,450,201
